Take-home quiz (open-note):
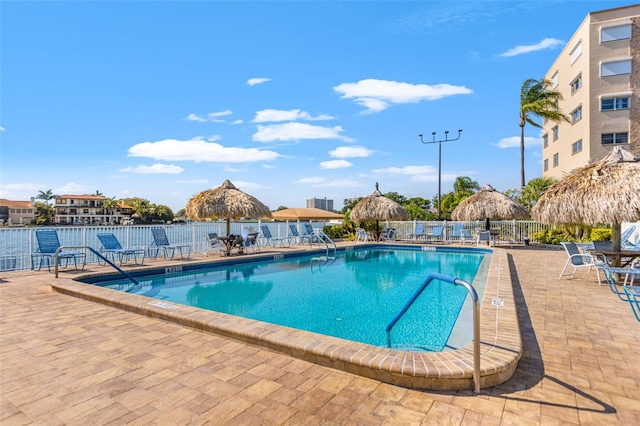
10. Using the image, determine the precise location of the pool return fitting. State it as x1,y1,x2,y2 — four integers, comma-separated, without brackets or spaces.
386,273,481,393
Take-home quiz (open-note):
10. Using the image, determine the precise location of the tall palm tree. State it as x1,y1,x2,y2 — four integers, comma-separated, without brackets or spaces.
519,78,569,188
36,189,57,205
101,197,118,215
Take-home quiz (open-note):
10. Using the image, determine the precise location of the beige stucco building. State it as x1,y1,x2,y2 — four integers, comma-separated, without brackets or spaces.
542,4,639,179
54,194,132,225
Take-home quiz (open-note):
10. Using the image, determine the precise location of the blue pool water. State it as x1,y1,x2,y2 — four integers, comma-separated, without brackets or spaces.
87,246,488,351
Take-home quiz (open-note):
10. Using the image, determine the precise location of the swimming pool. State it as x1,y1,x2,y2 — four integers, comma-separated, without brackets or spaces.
57,243,521,391
87,246,488,352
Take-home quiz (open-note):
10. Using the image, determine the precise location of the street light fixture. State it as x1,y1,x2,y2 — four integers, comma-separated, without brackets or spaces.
418,129,463,220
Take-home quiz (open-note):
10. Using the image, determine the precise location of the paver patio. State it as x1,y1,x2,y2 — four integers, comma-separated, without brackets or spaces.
1,246,639,425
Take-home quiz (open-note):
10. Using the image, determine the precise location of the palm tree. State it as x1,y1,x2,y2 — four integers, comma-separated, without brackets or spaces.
101,197,118,216
94,190,103,196
519,78,569,188
36,189,57,205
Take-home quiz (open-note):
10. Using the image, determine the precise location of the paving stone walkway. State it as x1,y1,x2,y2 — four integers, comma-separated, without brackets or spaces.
1,247,639,425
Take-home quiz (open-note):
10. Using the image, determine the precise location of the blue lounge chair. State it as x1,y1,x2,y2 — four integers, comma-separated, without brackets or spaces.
303,224,321,244
476,230,493,247
150,227,192,260
97,233,145,265
288,224,317,245
409,223,425,242
260,225,290,248
450,223,464,241
31,229,86,272
426,226,444,243
460,229,473,245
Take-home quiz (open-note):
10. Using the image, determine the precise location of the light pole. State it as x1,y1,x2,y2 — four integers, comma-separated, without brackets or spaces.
419,129,463,220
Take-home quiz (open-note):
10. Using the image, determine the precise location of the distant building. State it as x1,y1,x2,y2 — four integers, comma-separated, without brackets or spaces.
306,197,334,211
542,4,639,179
54,194,132,225
0,199,36,224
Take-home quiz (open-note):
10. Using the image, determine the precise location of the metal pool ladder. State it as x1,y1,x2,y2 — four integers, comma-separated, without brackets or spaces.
385,273,481,393
53,245,140,286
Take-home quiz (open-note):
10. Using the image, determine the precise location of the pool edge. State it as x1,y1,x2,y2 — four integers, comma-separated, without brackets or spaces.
50,246,521,391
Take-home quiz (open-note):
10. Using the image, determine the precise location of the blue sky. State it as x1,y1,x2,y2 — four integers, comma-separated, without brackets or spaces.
1,0,636,212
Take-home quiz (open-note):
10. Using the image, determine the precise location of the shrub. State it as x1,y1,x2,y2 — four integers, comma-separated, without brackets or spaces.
532,228,575,245
323,225,348,239
590,227,612,241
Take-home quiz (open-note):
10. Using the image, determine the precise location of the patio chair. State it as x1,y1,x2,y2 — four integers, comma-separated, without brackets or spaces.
150,227,192,260
379,227,396,242
409,223,425,242
425,226,444,243
260,225,290,248
96,233,145,266
450,223,464,242
460,229,473,245
288,224,317,245
476,230,494,247
600,264,640,301
303,224,321,244
240,229,259,254
355,228,372,243
31,229,86,272
203,233,226,256
559,241,605,285
623,286,640,322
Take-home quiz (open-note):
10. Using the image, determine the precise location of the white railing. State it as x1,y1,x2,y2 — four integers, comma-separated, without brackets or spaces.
0,220,552,271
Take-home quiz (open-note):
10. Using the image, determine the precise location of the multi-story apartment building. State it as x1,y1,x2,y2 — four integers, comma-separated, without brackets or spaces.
54,194,133,225
542,4,639,179
0,199,36,225
306,197,334,211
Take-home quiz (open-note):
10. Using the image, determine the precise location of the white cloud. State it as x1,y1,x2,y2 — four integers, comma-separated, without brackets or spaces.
127,138,281,163
334,79,472,114
177,179,208,184
247,77,271,86
372,165,436,175
252,109,334,123
495,136,539,148
253,122,354,143
231,119,243,125
0,126,5,131
0,182,41,199
297,177,325,184
329,146,374,158
320,160,353,169
499,38,564,57
119,164,185,174
55,182,91,194
413,172,459,183
186,110,233,123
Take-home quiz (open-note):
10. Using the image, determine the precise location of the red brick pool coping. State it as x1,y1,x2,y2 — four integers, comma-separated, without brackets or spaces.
51,246,521,391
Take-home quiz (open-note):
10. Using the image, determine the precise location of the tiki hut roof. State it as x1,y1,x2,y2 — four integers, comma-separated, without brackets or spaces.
185,180,272,234
531,146,640,226
350,183,410,222
451,184,529,221
271,207,343,221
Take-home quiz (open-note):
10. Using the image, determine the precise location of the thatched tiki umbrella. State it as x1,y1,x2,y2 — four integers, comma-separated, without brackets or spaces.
531,146,640,254
186,180,272,235
350,183,410,231
451,184,529,230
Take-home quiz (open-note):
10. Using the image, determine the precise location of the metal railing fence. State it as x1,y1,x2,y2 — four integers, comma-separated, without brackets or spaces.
0,220,552,272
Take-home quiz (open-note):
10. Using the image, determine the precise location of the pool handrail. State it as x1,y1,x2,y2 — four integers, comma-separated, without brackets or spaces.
54,245,139,286
385,273,481,393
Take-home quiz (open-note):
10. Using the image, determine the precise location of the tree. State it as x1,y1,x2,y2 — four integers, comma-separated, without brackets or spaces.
519,78,569,187
505,177,557,212
101,197,118,216
439,177,480,219
94,190,103,196
34,202,54,225
36,189,57,205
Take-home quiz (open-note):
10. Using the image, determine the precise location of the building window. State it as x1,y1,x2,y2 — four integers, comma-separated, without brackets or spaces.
569,41,582,64
553,153,559,167
543,134,548,148
601,24,632,42
601,96,630,111
601,59,632,77
544,159,549,172
572,140,582,154
550,71,559,88
570,74,582,94
552,125,559,140
571,106,582,123
601,132,628,145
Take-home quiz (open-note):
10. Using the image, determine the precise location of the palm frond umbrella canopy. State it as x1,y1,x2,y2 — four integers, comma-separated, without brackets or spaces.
350,183,410,231
451,184,529,229
272,207,343,221
185,180,272,235
531,146,640,252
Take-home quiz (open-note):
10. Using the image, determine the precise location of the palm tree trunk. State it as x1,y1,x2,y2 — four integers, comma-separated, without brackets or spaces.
519,124,526,188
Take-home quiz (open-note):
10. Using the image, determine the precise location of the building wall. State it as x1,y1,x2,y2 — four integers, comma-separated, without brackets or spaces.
542,5,639,179
0,199,36,224
306,198,334,211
